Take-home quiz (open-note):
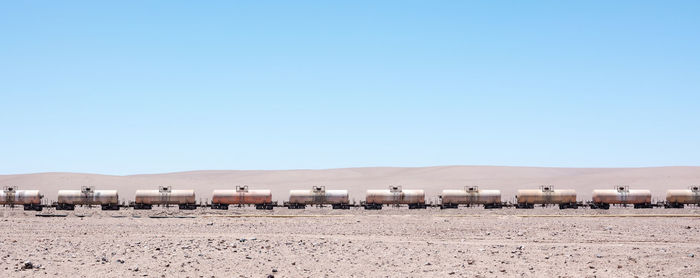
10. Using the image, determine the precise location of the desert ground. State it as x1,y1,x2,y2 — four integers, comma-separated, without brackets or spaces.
1,166,699,277
0,207,699,277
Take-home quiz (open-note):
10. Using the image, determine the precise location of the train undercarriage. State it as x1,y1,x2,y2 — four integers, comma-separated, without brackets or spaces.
440,203,503,209
55,203,75,210
178,203,197,210
255,203,275,210
331,203,350,209
516,202,579,209
23,204,43,211
364,203,382,210
363,203,427,209
286,203,350,209
101,203,120,210
12,200,699,211
558,203,578,209
408,203,427,209
212,203,275,210
589,203,654,209
286,203,306,209
133,203,197,210
56,203,120,210
664,202,694,208
133,203,152,210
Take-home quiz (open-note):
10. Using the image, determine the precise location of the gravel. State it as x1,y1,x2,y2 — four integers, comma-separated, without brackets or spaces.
0,206,698,277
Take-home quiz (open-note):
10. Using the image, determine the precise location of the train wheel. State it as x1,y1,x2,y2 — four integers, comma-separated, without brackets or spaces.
287,203,305,209
441,203,457,209
57,204,75,211
23,204,42,211
179,204,196,210
409,204,427,209
213,204,229,210
364,203,381,210
134,204,152,210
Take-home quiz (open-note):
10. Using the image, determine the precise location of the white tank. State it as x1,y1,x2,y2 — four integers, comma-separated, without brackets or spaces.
57,189,119,205
441,187,500,205
365,186,425,205
135,188,196,205
0,189,42,205
592,187,651,204
288,186,348,205
516,186,577,205
666,186,700,204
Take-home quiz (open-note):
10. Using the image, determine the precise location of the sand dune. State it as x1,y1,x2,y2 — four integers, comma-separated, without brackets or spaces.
1,166,699,203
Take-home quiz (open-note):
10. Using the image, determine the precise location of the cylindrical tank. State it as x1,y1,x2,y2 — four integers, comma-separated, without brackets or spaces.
666,187,700,204
441,187,500,205
288,188,349,205
592,188,651,204
134,189,196,205
0,190,42,205
516,188,576,204
212,189,272,205
57,190,119,205
365,188,425,205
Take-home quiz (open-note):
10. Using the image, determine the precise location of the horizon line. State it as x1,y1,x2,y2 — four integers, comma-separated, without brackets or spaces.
2,165,699,177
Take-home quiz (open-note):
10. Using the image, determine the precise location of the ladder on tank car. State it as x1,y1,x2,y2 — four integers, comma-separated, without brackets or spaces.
159,186,172,208
3,186,16,208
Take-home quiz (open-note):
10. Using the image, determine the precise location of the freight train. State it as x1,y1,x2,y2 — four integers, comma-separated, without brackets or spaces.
2,185,699,211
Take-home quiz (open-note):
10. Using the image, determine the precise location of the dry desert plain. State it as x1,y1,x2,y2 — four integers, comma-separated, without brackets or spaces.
0,207,699,277
1,166,700,277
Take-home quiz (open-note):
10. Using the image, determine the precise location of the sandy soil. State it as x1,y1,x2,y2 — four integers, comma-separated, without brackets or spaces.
1,206,699,277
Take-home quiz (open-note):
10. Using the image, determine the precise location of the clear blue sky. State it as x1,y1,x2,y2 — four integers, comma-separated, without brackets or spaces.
1,1,699,174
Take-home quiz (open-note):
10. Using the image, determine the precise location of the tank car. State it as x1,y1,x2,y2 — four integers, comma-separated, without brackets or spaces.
134,186,196,210
211,185,274,210
516,186,577,209
665,186,700,208
287,186,349,209
364,186,426,210
440,186,501,209
1,187,43,211
590,186,652,209
57,186,119,210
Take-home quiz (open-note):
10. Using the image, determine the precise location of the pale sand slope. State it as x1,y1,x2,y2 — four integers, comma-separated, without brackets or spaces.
1,166,699,204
